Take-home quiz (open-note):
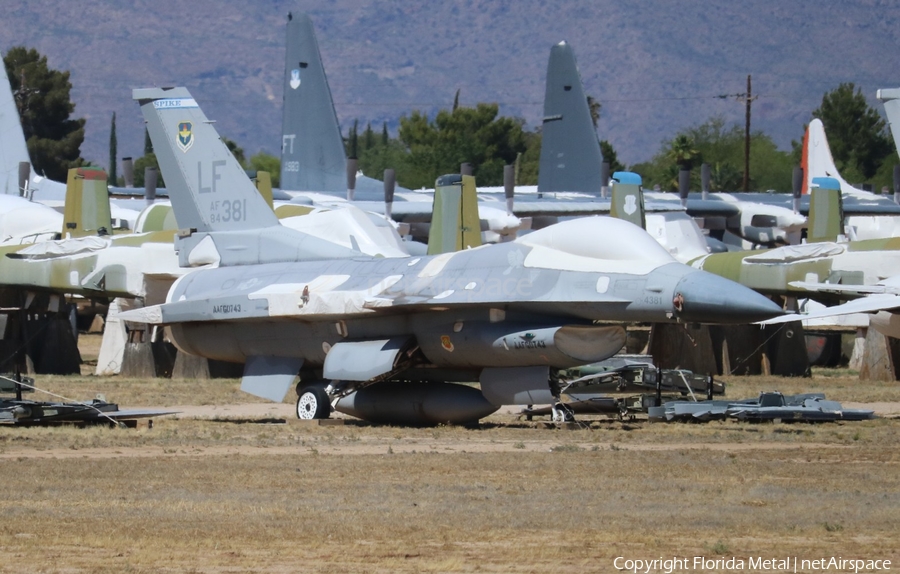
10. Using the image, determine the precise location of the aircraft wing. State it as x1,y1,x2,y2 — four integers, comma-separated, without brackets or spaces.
711,192,900,216
118,287,634,325
787,281,900,296
760,293,900,325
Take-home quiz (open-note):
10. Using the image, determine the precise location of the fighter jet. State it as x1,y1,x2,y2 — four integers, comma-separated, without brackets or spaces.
123,86,781,425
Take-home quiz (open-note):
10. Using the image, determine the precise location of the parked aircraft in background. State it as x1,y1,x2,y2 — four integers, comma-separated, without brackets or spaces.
802,116,900,241
692,177,900,302
0,61,29,197
122,86,781,425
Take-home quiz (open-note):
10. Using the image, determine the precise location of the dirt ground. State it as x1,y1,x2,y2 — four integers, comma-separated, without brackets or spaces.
0,335,898,572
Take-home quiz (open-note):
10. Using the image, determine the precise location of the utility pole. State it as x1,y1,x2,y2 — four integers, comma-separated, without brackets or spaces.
718,75,758,192
743,74,752,192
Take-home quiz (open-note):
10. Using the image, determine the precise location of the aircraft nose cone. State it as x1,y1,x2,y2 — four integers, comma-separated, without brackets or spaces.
674,271,783,323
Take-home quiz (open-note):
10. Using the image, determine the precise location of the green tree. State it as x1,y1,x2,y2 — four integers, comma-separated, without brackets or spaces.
636,116,791,192
222,137,246,167
358,138,409,185
599,140,624,174
362,122,375,151
667,134,701,170
812,83,894,181
108,112,117,184
516,130,542,186
587,95,602,129
133,153,164,188
3,46,85,180
397,103,528,188
347,120,359,158
144,127,152,155
248,151,281,188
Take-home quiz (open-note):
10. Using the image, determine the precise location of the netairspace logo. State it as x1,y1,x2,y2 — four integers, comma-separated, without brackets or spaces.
613,556,892,573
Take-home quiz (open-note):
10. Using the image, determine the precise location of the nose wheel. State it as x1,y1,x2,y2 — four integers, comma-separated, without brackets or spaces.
296,384,331,420
551,402,575,424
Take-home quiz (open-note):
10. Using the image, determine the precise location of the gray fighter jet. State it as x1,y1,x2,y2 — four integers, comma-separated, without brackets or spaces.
124,86,781,425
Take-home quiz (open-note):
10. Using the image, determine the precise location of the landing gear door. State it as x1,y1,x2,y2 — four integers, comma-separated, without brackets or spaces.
241,356,304,402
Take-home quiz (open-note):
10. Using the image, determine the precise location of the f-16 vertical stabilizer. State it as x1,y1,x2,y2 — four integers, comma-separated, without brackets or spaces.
134,86,359,267
537,41,603,194
280,12,347,193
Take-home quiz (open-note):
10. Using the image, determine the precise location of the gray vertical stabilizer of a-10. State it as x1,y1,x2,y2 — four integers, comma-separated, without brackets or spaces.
537,41,603,195
280,11,347,193
134,86,360,267
0,58,32,196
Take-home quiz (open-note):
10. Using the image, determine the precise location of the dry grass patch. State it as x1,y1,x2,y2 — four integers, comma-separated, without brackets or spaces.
2,363,900,571
0,447,897,572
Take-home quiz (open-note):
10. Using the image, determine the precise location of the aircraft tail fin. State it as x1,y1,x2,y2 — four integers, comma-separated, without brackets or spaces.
0,59,32,196
63,167,112,237
877,88,900,160
133,87,279,234
280,12,347,192
537,41,603,194
134,87,361,267
804,119,870,198
427,174,482,254
252,170,274,210
807,176,843,243
609,171,646,229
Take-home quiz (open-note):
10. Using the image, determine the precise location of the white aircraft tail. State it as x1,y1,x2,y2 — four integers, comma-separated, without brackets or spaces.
802,118,872,199
877,88,900,163
0,57,32,196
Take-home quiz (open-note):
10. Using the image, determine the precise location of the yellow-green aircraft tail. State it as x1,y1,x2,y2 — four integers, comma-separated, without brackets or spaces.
427,174,482,254
609,171,646,229
807,176,843,243
63,167,112,238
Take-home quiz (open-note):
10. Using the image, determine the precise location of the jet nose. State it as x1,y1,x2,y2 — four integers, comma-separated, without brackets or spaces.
674,270,783,323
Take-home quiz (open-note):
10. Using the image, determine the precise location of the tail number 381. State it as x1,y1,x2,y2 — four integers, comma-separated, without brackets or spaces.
209,199,247,223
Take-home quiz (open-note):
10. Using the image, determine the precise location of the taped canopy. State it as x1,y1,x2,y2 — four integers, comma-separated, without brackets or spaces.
323,336,415,381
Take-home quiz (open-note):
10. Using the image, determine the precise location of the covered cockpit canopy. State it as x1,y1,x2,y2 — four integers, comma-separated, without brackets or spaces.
515,216,675,274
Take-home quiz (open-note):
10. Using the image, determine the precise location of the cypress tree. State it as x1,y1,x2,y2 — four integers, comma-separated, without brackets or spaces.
108,112,117,183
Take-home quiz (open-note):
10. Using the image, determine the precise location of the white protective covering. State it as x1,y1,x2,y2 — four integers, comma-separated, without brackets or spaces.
516,216,675,274
0,195,63,244
743,242,846,264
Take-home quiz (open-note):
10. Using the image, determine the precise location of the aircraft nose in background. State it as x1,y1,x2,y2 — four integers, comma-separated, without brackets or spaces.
674,271,783,324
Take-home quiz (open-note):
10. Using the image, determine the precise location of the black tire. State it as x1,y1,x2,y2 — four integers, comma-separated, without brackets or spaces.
296,384,331,420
